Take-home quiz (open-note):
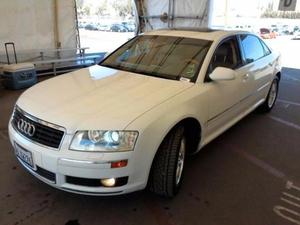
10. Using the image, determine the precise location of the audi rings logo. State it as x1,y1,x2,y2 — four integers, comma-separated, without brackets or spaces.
17,119,36,137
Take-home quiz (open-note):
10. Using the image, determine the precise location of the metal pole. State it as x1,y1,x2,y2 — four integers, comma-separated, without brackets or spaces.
74,0,82,50
207,0,214,28
168,0,175,28
225,0,229,29
53,0,61,50
133,0,140,35
171,0,175,28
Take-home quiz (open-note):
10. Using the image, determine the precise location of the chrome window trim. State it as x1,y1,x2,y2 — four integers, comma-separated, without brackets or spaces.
13,105,67,150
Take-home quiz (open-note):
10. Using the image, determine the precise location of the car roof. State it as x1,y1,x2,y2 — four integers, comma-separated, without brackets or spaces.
144,28,251,41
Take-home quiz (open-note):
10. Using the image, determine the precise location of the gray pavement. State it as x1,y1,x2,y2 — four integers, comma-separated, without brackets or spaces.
0,67,299,225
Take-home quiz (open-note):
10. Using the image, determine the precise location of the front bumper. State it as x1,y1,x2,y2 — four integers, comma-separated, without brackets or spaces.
8,123,146,196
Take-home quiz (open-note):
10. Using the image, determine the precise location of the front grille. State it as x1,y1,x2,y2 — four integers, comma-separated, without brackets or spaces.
12,108,64,149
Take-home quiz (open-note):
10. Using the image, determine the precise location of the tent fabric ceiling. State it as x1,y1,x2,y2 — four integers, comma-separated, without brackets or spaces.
135,0,211,33
0,0,210,61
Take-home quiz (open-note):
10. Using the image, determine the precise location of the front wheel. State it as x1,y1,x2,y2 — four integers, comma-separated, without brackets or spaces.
148,126,186,197
259,77,279,112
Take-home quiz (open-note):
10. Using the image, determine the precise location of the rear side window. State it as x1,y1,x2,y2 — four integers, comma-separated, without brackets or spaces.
240,35,265,63
260,40,271,56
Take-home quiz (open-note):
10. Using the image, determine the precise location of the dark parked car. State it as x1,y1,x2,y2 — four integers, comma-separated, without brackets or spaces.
85,24,98,31
110,24,129,32
259,28,276,39
121,22,136,32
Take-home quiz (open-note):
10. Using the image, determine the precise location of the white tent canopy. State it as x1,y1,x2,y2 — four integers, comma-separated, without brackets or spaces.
0,0,211,63
0,0,77,62
134,0,212,32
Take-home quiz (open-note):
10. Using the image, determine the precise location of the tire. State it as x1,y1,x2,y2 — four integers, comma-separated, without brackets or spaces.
148,126,186,197
258,77,279,112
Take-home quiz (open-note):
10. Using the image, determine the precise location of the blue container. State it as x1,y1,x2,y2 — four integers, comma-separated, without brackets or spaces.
2,63,37,90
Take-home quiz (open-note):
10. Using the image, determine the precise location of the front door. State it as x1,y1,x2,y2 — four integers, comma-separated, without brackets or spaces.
204,36,253,141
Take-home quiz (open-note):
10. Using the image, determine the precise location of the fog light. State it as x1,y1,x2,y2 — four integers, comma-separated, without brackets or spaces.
101,178,116,187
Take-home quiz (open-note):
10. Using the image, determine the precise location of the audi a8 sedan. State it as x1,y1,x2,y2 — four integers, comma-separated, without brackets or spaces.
9,29,281,197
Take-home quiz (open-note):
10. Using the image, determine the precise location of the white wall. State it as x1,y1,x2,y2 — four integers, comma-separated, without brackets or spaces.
0,0,77,62
56,0,77,50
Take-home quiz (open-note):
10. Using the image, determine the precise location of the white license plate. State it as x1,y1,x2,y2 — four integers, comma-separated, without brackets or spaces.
14,143,34,169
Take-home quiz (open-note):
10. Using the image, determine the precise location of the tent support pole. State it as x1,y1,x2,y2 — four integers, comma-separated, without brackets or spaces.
207,0,213,28
74,0,81,49
53,0,61,50
225,0,229,28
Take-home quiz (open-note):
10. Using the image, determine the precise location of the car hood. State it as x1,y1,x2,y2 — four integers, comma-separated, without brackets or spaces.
17,65,193,133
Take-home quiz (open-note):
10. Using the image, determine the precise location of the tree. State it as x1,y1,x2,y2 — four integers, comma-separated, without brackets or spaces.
96,1,108,17
261,10,300,19
111,0,133,18
82,5,91,17
76,0,85,16
76,0,84,9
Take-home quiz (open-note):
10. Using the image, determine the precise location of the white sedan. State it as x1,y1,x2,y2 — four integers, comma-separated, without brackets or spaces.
9,29,281,197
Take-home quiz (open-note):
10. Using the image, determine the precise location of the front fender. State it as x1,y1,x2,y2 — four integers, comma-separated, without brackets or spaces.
125,85,208,187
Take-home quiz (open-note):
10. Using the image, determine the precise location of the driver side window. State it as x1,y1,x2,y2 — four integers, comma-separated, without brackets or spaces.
209,37,241,75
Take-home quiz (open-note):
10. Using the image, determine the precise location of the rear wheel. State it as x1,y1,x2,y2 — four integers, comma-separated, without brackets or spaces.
259,77,279,112
148,126,186,197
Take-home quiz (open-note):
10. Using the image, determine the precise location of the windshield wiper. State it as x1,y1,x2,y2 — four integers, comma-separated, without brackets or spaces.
133,69,181,81
102,64,181,81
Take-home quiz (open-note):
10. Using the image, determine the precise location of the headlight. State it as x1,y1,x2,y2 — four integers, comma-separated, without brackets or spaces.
70,130,138,152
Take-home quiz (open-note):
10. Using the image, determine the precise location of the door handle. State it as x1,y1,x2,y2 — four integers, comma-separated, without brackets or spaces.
243,74,250,81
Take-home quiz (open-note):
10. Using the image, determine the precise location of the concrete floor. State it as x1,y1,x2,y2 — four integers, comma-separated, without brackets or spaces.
0,68,299,225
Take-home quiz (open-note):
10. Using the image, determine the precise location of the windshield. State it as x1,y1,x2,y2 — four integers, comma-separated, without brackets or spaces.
100,35,212,81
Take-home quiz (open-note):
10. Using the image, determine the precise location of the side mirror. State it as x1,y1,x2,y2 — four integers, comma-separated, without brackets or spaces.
209,67,236,81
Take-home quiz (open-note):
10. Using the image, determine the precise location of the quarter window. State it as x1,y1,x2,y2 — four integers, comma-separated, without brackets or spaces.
240,35,265,63
260,40,271,56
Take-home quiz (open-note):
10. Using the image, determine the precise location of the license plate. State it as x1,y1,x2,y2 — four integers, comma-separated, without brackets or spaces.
14,143,34,169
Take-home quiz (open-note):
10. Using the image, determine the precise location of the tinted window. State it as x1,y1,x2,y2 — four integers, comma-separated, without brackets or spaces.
101,35,212,81
240,35,265,63
209,37,241,73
